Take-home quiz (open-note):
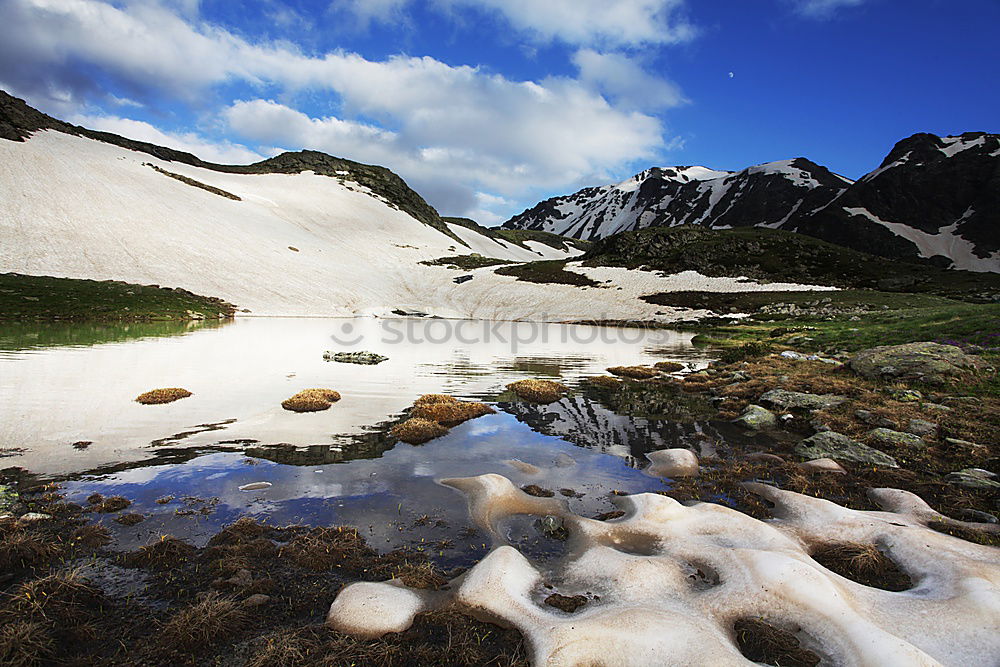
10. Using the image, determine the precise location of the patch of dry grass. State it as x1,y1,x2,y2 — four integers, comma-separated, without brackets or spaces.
0,620,56,667
280,526,377,573
411,401,495,425
810,542,911,591
413,394,458,406
584,375,623,389
122,535,197,569
506,379,567,404
159,593,246,650
607,366,659,380
94,495,131,513
135,388,192,405
0,525,60,570
391,418,450,444
733,618,820,667
653,361,685,372
282,389,341,413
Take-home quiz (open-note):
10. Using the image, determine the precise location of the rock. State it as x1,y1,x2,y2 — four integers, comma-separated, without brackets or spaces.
799,458,847,474
847,342,987,385
760,389,848,412
953,509,998,524
19,512,52,522
943,437,979,448
244,594,271,607
905,419,937,437
646,449,699,478
453,274,473,284
944,468,1000,490
239,482,272,491
868,428,926,448
887,388,923,402
324,351,388,365
538,515,568,540
729,371,752,382
794,432,899,468
854,410,894,429
780,350,803,360
734,405,776,430
923,403,953,412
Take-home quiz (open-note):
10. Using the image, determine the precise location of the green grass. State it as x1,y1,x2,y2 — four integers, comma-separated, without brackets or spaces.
0,273,236,322
419,255,518,270
493,260,600,286
642,289,955,312
583,225,1000,303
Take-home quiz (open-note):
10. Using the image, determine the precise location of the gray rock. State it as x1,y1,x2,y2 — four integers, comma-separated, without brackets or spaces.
760,389,848,412
244,594,271,607
799,458,847,474
905,419,938,437
944,468,1000,490
795,432,899,468
887,388,923,402
854,409,894,429
923,403,954,413
19,512,52,522
944,437,979,448
868,428,926,448
324,351,389,365
848,342,987,385
734,405,776,430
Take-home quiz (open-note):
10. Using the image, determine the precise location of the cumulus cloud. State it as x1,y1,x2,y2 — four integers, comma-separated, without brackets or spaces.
329,0,410,28
0,0,683,222
67,113,265,164
438,0,696,47
789,0,867,18
573,49,687,111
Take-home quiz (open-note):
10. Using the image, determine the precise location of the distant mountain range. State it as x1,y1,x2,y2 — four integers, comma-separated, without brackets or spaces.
502,133,1000,272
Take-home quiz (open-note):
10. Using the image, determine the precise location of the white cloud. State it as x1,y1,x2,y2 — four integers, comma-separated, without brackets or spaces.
329,0,410,28
440,0,695,48
789,0,866,18
0,0,682,221
573,49,687,111
67,113,265,164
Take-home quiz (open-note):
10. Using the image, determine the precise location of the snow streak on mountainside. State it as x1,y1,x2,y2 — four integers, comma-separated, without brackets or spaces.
503,159,851,241
504,132,1000,272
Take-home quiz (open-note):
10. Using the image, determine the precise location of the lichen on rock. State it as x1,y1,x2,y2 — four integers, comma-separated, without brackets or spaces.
848,341,987,385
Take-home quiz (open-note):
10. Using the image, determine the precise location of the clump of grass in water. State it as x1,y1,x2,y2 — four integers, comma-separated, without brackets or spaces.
584,375,623,389
506,379,568,404
135,387,192,404
654,361,685,372
606,365,659,380
281,388,341,412
411,401,495,424
391,418,449,444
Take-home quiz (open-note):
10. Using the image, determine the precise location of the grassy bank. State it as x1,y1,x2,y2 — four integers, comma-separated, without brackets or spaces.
0,273,236,322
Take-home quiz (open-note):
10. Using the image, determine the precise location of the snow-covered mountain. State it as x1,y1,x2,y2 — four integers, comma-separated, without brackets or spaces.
502,159,851,241
503,133,1000,272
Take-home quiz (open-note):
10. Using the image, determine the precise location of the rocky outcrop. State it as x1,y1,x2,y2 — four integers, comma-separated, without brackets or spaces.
759,389,847,412
847,342,987,385
794,432,898,468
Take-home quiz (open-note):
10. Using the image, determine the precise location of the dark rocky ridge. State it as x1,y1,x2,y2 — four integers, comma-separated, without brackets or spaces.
0,90,461,243
504,133,1000,272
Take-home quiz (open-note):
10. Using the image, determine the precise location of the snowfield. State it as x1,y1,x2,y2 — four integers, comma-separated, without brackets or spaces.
1,131,836,320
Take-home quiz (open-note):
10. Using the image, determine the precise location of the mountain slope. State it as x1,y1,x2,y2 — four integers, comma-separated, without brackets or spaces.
503,133,1000,272
503,160,851,240
789,132,1000,271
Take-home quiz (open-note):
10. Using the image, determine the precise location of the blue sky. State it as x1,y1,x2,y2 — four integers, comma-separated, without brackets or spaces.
1,0,997,225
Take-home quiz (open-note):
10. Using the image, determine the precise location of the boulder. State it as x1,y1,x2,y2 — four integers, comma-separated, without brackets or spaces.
646,449,699,478
944,468,1000,490
760,389,847,412
798,458,847,474
848,342,987,385
868,428,926,448
734,405,776,430
905,419,938,437
794,432,899,468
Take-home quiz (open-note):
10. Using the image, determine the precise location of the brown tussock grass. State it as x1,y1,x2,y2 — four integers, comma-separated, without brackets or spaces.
0,620,56,667
391,418,449,444
506,379,567,404
389,561,448,590
411,401,495,425
135,388,192,405
159,593,247,650
653,361,685,373
0,526,61,570
734,618,820,667
606,366,659,380
584,375,623,389
70,523,111,548
122,535,197,569
413,394,459,406
94,495,131,513
280,526,377,573
282,388,341,412
810,542,911,591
